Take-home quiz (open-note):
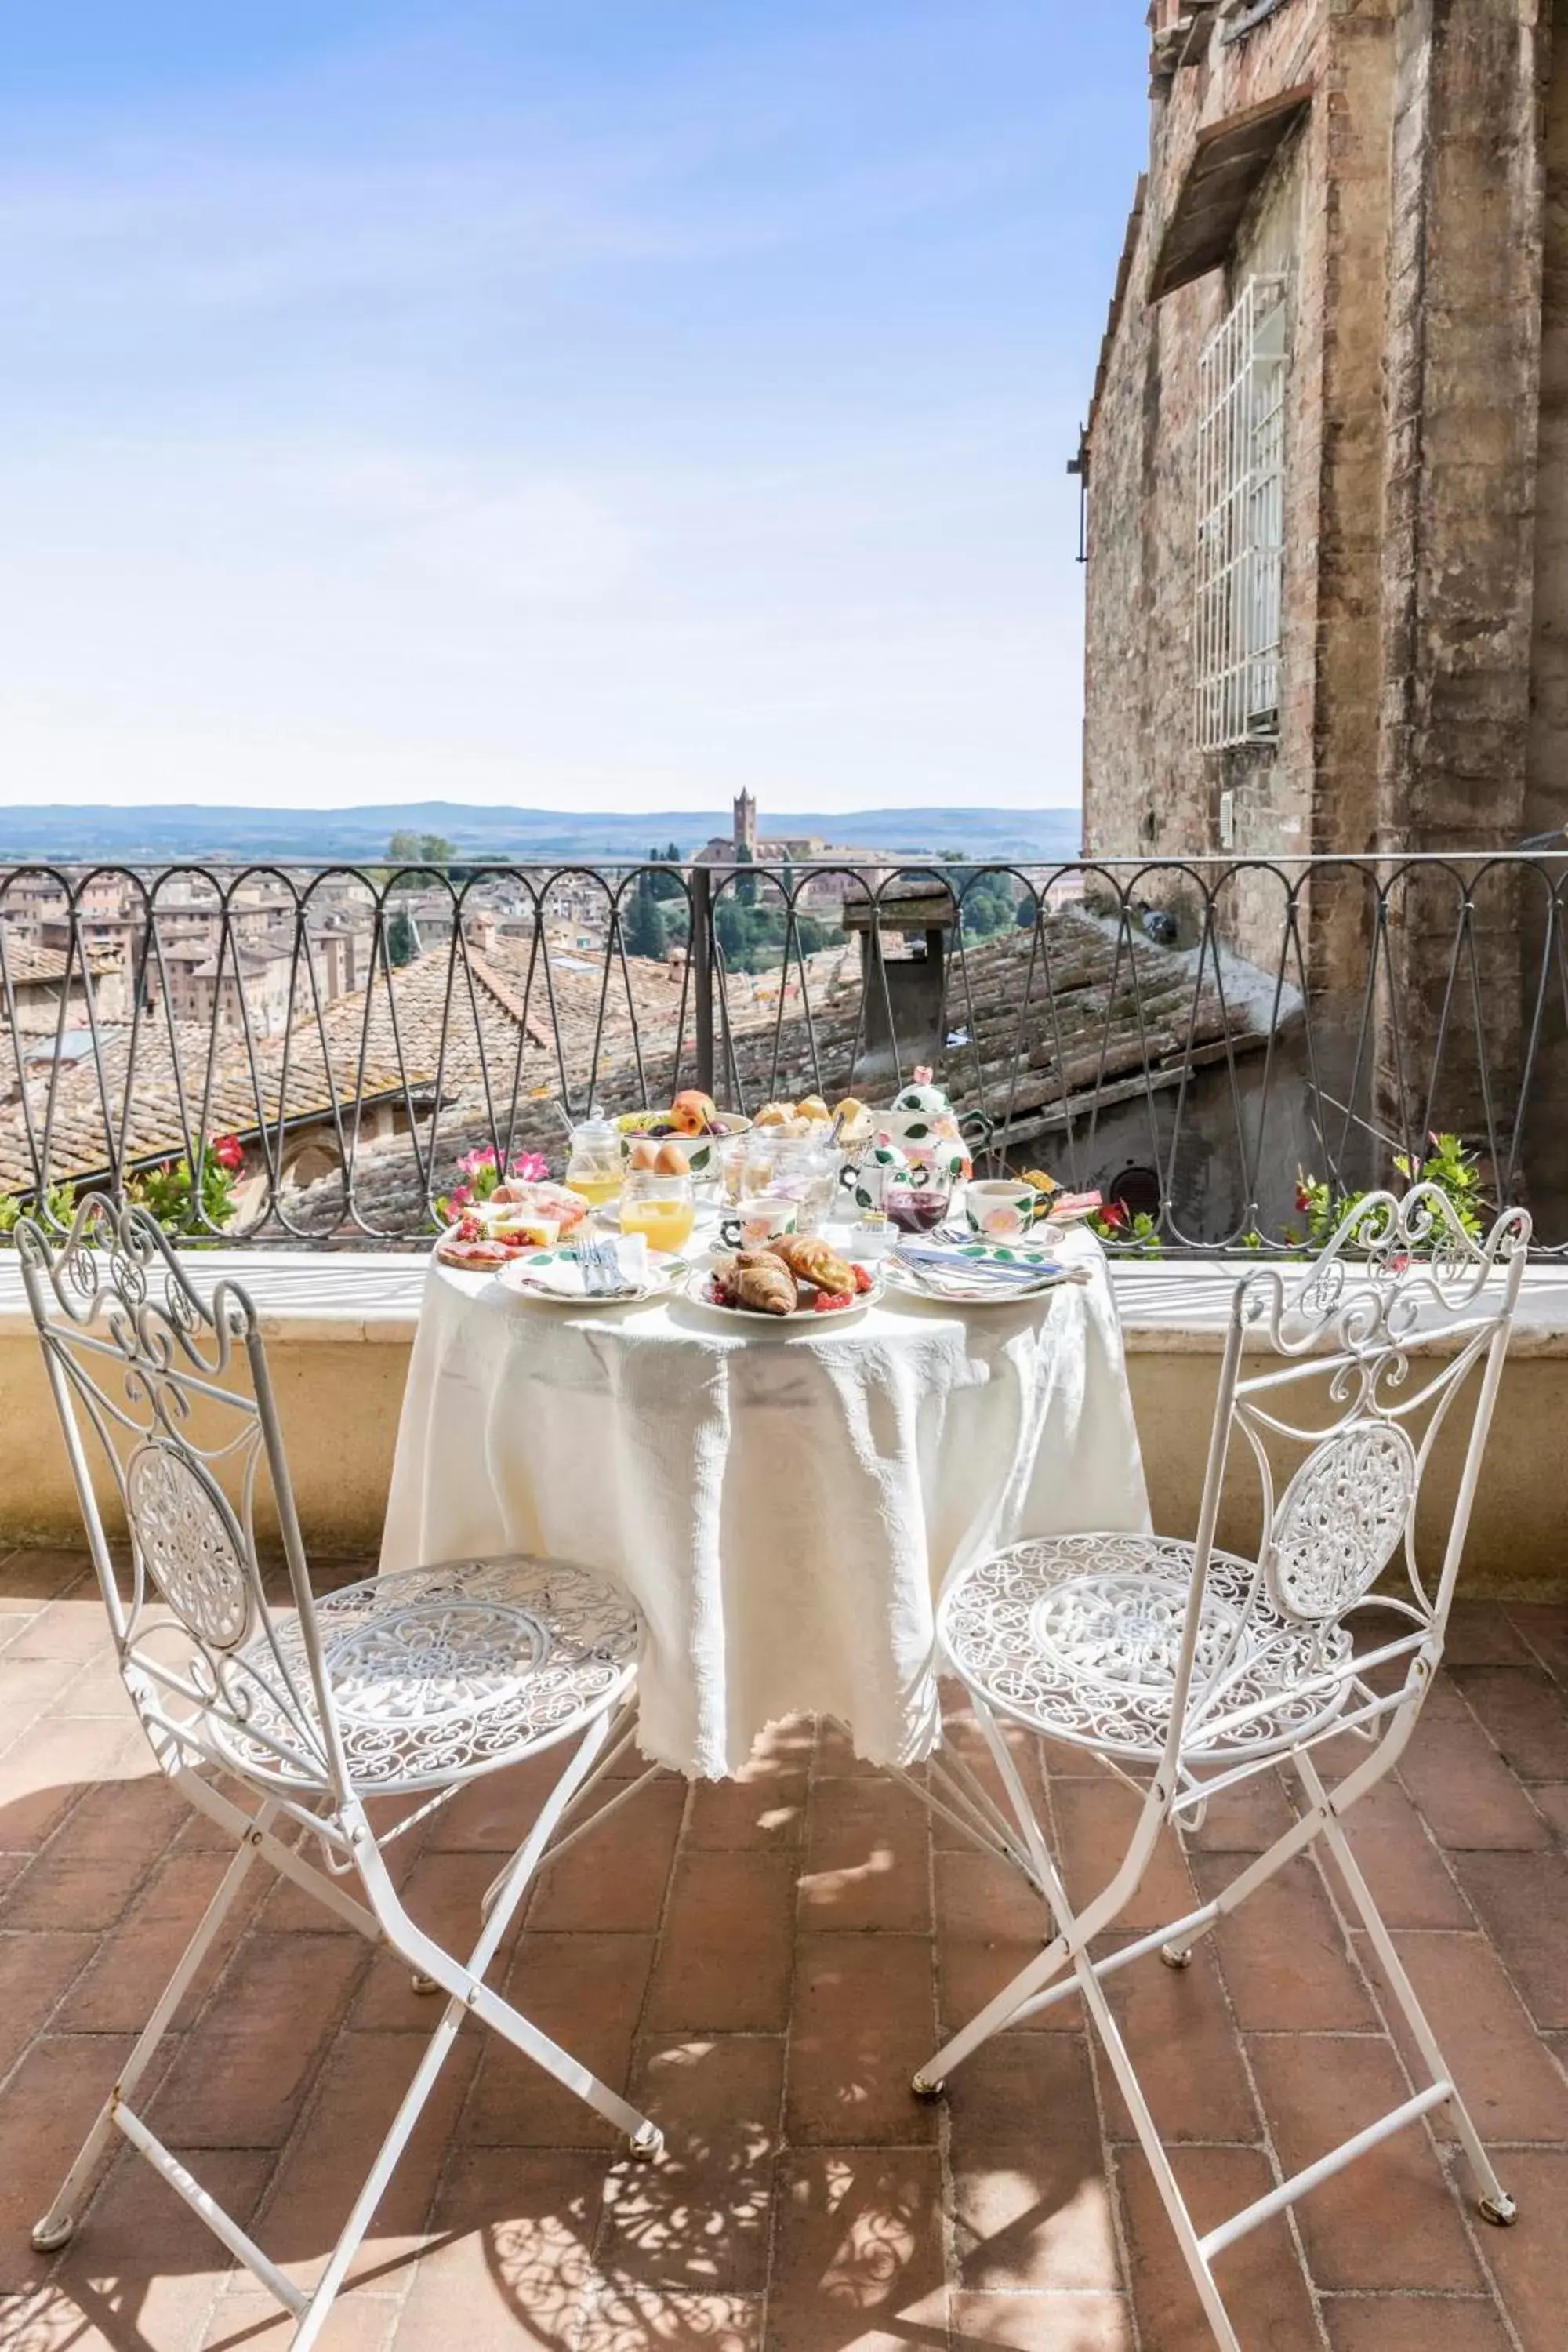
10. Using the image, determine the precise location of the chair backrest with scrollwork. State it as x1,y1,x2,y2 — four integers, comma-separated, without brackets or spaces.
1163,1185,1530,1766
16,1196,354,1804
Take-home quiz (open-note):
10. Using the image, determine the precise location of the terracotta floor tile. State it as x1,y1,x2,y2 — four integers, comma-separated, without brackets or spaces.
644,1852,796,2034
152,1933,369,2148
350,1850,523,2032
0,1929,96,2077
1,1773,186,1933
1192,1852,1376,2031
423,1750,578,1853
1475,2145,1568,2352
526,1777,684,1935
254,2028,478,2287
768,2148,946,2352
202,2283,401,2350
798,1775,931,1934
1447,1848,1568,2030
0,1552,93,1611
400,2147,607,2352
935,1849,1080,2038
1354,1928,1568,2145
1052,1778,1196,1933
0,1656,96,1742
5,1599,114,1662
56,1850,267,2034
1183,1768,1297,1854
948,2291,1133,2350
1446,1600,1538,1668
0,1719,148,1850
48,2143,272,2352
1529,1782,1568,1843
786,1934,938,2147
597,2034,783,2296
464,1930,653,2151
1246,2033,1485,2293
580,2285,762,2352
685,1765,809,1851
1397,1709,1552,1851
1449,1667,1568,1782
947,2032,1120,2293
1329,1777,1472,1929
1319,2296,1514,2351
1096,1940,1260,2145
0,2034,137,2296
1507,1602,1568,1686
1115,2141,1319,2352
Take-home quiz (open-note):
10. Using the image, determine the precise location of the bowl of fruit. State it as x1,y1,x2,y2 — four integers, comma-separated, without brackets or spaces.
615,1092,751,1180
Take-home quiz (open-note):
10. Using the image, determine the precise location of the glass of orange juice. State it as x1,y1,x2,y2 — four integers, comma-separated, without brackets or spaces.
619,1171,696,1256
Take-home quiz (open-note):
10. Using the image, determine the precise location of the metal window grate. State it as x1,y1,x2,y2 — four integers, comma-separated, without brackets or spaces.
1195,274,1287,750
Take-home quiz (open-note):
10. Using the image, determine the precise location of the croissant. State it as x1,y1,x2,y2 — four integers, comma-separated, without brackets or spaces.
767,1235,855,1293
732,1254,798,1315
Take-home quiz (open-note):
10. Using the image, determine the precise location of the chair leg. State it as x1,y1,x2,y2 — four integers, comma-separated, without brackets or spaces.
31,1806,278,2252
1294,1753,1517,2226
1073,1939,1246,2352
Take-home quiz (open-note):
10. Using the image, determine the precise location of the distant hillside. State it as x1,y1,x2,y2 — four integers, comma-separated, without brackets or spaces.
0,801,1083,866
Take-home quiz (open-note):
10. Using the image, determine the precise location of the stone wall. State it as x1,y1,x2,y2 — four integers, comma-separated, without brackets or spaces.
1083,0,1563,1189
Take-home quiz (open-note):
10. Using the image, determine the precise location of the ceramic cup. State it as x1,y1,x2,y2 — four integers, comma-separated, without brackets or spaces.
964,1180,1041,1242
719,1193,800,1252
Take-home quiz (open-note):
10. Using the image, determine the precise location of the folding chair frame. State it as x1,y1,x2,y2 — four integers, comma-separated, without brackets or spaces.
902,1189,1530,2352
18,1199,664,2351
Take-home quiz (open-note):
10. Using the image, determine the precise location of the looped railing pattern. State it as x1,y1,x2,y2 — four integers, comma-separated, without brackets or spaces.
4,851,1567,1250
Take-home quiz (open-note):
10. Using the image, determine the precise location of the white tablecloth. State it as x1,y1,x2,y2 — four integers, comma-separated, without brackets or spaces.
379,1224,1149,1777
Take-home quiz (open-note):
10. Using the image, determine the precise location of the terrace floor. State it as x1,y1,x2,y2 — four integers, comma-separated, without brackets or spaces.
2,1551,1568,2352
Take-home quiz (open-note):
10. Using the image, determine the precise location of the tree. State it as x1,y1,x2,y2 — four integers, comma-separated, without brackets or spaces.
385,831,473,887
621,881,668,961
386,907,419,967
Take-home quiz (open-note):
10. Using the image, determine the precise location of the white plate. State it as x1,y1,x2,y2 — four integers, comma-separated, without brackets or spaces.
884,1239,1083,1305
683,1261,882,1326
495,1245,690,1306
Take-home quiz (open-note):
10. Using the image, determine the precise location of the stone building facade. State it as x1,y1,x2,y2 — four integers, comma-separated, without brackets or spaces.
1083,0,1561,879
1080,0,1568,1206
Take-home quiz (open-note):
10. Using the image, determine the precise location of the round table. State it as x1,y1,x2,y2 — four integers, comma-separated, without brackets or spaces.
379,1221,1149,1777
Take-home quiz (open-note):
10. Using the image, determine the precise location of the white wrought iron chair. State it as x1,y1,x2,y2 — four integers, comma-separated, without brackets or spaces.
913,1185,1530,2352
17,1196,664,2352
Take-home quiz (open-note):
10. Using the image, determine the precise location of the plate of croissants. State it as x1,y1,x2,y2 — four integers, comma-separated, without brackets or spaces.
690,1234,881,1321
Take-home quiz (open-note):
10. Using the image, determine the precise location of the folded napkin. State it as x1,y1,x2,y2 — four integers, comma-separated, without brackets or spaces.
519,1232,652,1298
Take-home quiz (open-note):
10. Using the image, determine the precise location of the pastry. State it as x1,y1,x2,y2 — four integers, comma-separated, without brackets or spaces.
767,1235,856,1293
730,1251,798,1315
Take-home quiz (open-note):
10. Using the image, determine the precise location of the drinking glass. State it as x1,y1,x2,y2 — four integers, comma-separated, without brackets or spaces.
887,1180,952,1236
620,1171,696,1255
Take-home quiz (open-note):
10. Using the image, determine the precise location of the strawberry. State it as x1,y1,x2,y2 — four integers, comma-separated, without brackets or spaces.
851,1264,873,1293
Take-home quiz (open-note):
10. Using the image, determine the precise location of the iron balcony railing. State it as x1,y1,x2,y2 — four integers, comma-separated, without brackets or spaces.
2,852,1566,1254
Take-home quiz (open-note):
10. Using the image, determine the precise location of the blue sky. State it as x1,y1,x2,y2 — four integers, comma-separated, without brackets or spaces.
0,3,1147,814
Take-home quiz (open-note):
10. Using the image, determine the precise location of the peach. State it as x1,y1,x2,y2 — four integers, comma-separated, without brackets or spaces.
670,1089,717,1135
629,1139,660,1171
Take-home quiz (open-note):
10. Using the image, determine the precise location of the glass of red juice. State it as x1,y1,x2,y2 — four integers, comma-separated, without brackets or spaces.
887,1182,950,1235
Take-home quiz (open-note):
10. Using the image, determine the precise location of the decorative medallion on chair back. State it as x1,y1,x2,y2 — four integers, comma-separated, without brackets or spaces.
16,1196,336,1791
1232,1185,1531,1644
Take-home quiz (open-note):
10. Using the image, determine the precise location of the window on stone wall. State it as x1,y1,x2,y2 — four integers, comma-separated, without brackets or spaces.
1194,274,1287,750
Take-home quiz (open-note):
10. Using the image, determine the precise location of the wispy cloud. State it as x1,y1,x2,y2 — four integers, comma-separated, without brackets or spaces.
0,1,1148,811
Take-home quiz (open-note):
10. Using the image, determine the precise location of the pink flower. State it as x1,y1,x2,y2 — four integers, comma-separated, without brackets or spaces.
210,1134,244,1173
1098,1201,1128,1232
448,1183,474,1210
508,1151,549,1183
457,1145,498,1178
